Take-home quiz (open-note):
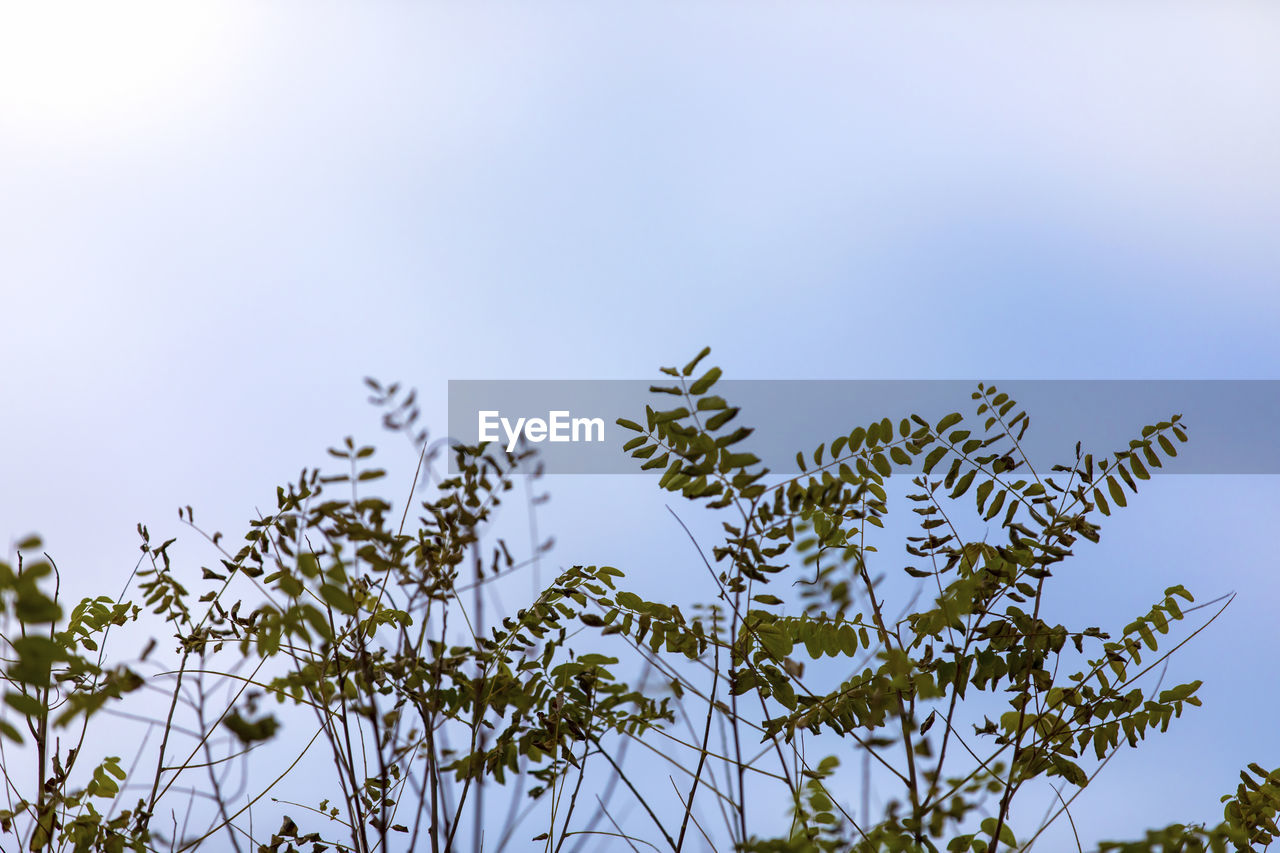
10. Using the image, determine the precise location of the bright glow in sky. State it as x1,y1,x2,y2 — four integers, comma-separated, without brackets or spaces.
0,2,235,140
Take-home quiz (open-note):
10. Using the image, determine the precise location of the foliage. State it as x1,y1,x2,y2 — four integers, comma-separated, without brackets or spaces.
0,350,1274,852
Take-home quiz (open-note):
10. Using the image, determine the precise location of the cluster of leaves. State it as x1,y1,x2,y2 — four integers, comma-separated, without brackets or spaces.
0,350,1274,853
609,350,1272,853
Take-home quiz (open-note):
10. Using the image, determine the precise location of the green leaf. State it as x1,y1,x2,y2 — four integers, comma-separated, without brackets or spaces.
3,692,44,718
652,407,689,424
772,676,797,710
224,710,281,745
936,412,963,433
9,636,64,686
975,480,993,512
1130,455,1150,480
277,573,304,597
689,367,722,395
682,346,712,376
867,420,881,447
949,469,976,499
980,817,1016,846
761,628,794,659
1093,487,1111,516
1117,462,1137,492
14,589,61,624
706,408,738,431
319,584,357,615
1107,476,1127,508
984,489,1007,522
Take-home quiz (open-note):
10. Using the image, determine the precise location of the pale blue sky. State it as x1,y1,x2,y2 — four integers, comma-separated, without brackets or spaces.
1,3,1278,849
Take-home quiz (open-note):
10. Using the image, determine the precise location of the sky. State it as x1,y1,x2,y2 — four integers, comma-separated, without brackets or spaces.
1,2,1278,850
